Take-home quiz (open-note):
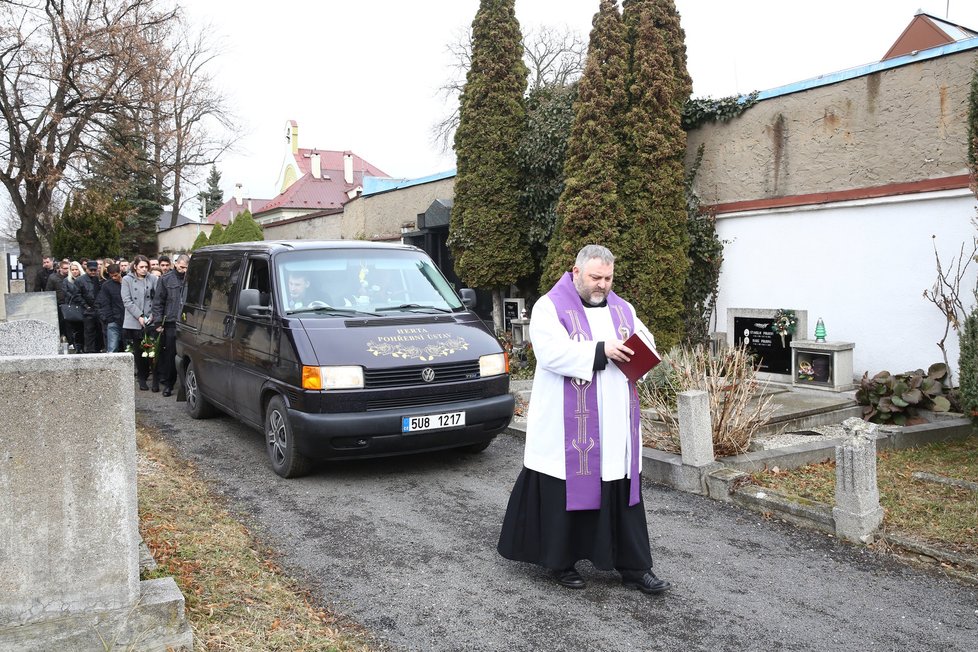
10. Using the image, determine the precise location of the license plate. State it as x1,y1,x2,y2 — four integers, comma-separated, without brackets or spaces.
402,411,466,433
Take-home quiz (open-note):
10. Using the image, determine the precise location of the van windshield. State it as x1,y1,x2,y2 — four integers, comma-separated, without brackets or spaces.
276,249,464,315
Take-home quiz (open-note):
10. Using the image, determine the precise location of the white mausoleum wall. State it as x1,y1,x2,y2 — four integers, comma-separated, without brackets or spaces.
714,188,977,379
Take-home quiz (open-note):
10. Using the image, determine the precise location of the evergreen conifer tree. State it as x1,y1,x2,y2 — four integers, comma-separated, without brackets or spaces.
517,82,578,299
618,0,692,351
448,0,529,330
84,115,167,256
208,222,226,245
541,0,630,291
51,190,123,260
198,165,224,219
190,231,210,251
222,210,264,243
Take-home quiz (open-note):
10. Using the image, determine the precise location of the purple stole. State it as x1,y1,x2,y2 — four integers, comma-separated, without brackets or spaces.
547,272,642,511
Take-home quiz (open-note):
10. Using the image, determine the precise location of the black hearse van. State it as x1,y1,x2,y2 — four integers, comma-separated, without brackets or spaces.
175,241,514,477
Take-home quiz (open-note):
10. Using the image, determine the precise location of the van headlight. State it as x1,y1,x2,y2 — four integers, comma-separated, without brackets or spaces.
302,365,364,390
479,352,508,377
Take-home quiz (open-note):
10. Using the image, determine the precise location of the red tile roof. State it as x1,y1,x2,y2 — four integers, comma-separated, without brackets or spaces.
257,150,388,215
207,197,273,225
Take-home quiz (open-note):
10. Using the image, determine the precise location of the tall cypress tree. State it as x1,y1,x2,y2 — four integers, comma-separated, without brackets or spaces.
618,0,692,351
448,0,529,330
542,0,630,291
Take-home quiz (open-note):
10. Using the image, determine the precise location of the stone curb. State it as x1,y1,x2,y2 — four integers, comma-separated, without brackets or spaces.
504,395,976,575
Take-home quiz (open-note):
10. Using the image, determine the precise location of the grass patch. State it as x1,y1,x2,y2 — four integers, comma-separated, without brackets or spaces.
752,436,978,557
136,422,377,651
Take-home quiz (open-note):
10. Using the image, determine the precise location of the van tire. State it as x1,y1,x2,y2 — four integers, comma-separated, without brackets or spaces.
185,360,217,419
265,396,312,478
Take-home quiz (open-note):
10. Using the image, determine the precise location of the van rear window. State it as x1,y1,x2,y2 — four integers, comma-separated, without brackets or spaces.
203,257,241,312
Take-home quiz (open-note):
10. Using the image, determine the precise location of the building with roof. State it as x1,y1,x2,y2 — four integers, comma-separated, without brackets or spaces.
686,11,978,378
256,120,389,236
202,120,391,240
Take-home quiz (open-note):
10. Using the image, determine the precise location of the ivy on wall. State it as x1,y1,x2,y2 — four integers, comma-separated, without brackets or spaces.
681,91,760,131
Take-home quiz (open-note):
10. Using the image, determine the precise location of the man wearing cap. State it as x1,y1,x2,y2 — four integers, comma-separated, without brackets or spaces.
75,259,104,353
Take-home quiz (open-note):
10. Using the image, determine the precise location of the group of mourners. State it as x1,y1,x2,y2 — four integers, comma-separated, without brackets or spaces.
35,253,190,397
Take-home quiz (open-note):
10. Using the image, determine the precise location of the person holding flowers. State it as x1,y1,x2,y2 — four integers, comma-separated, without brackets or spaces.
122,255,159,391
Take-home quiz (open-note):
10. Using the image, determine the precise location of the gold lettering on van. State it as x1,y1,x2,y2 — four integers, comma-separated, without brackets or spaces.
366,330,470,361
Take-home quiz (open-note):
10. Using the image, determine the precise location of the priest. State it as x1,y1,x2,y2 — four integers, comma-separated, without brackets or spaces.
497,244,671,595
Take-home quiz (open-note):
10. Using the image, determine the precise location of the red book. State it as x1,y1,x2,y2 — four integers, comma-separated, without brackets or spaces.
615,330,662,383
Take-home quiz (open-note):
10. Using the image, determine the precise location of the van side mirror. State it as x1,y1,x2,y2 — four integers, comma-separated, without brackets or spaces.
239,288,271,317
460,288,476,309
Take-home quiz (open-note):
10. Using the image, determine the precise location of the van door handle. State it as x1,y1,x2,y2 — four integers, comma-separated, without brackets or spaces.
223,314,233,337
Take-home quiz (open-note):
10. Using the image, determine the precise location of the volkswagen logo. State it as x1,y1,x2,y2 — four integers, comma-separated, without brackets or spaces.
421,367,436,383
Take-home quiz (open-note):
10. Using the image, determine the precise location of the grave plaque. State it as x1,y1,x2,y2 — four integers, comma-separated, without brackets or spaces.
503,298,525,332
733,316,792,375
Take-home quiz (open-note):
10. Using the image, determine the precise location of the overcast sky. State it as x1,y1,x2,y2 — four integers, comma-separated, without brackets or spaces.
182,0,978,215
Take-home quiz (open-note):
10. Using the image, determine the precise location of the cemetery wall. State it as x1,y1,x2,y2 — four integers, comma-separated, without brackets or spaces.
342,176,455,241
685,46,976,205
688,42,978,380
262,210,343,241
158,222,212,253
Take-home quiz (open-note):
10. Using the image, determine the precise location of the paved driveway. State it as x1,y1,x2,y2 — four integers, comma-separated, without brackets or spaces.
136,393,977,651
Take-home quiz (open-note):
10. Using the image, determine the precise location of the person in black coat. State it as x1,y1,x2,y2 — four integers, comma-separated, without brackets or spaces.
75,260,104,353
95,264,125,353
151,253,189,396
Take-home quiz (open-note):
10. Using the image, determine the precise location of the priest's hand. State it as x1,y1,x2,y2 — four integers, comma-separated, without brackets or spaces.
604,340,634,363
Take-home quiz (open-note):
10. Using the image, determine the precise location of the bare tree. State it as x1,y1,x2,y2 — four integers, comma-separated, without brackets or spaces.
0,0,178,281
523,25,587,90
432,24,586,154
147,19,237,227
922,231,978,386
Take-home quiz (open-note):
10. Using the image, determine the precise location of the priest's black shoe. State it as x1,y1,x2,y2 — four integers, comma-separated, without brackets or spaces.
151,383,160,392
138,380,149,391
621,571,671,595
555,568,585,589
162,386,173,397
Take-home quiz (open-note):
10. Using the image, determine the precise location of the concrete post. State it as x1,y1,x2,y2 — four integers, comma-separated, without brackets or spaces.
833,418,884,543
676,390,719,494
678,390,714,466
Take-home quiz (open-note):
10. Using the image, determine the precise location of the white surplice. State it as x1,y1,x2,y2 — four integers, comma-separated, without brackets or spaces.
523,294,653,481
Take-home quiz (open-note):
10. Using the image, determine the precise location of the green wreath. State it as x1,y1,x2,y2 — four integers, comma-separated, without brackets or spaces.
771,309,797,347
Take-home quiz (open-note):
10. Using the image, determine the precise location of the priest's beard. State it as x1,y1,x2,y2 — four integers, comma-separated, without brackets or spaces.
574,276,608,306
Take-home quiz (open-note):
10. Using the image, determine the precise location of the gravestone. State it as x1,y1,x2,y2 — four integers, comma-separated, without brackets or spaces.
0,318,59,356
0,354,192,650
727,308,808,383
4,290,58,327
833,418,884,543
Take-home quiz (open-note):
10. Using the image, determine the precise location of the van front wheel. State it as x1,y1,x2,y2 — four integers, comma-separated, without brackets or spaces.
265,396,312,478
